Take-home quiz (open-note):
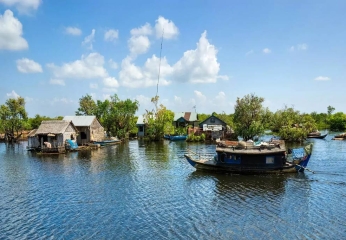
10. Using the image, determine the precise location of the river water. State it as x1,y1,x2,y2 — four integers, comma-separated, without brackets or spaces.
1,134,346,239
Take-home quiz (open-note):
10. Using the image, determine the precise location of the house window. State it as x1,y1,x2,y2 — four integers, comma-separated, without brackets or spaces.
139,126,144,132
266,156,275,164
71,134,74,140
210,117,215,123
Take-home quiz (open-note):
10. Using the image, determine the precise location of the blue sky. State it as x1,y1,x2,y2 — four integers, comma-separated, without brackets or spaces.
0,0,345,117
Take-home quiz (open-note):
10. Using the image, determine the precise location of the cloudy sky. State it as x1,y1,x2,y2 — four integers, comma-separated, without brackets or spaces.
0,0,345,117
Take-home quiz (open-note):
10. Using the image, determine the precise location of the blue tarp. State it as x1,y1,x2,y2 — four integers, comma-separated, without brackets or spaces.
66,139,78,150
292,148,305,159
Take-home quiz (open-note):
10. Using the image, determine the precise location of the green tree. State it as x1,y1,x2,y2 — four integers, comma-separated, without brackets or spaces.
327,105,335,115
144,96,174,141
270,106,317,141
76,94,97,115
233,93,266,141
0,97,28,142
328,112,346,131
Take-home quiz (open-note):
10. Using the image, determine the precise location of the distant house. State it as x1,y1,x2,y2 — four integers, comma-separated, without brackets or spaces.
173,112,199,128
136,115,145,137
35,120,78,153
198,115,229,140
63,116,104,145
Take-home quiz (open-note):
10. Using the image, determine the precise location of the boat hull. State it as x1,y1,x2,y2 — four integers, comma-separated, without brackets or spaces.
185,143,313,174
307,133,327,139
169,135,187,141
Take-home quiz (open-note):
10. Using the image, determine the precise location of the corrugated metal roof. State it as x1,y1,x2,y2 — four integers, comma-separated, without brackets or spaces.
35,120,76,135
63,116,96,126
136,115,144,125
174,112,198,121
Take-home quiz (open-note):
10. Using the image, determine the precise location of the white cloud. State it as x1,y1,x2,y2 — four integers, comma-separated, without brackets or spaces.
104,29,118,42
6,90,20,98
82,29,95,50
128,35,150,55
155,16,179,39
103,77,119,88
297,43,308,50
130,23,152,36
263,48,271,54
194,90,207,102
290,43,308,51
135,94,151,106
47,52,108,79
25,96,34,102
65,27,82,36
0,0,41,13
173,31,222,83
49,79,65,86
245,50,254,56
174,96,182,104
314,76,330,81
109,59,118,69
90,83,98,89
16,58,42,73
119,55,172,88
0,10,28,50
51,97,74,104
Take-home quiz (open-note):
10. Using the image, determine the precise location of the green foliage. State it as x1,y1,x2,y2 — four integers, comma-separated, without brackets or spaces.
0,97,28,142
328,112,346,131
144,96,174,141
270,106,317,141
310,111,328,130
27,114,60,129
76,94,139,139
186,133,205,142
327,105,335,115
233,93,266,141
75,94,97,116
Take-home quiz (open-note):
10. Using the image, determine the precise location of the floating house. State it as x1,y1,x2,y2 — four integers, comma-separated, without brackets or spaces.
63,116,104,145
136,115,145,138
198,115,233,140
35,120,78,153
173,112,199,128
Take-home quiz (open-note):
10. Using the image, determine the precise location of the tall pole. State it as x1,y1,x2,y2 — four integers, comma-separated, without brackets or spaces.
155,28,164,111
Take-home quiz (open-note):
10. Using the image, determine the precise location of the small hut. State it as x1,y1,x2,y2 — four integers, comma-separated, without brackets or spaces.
35,120,78,153
63,116,104,145
136,115,145,137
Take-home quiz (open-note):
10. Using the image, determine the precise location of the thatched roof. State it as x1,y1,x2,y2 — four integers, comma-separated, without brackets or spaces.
28,129,37,137
35,120,77,135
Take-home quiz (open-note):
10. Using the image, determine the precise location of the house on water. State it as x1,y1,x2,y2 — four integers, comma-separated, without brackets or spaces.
63,116,104,145
27,129,39,150
136,115,145,138
35,120,78,153
173,112,199,135
198,115,233,140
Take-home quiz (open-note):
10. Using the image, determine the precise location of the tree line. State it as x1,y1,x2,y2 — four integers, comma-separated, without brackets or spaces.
1,93,345,143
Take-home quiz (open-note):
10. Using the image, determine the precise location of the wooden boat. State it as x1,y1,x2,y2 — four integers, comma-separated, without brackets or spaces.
307,133,328,139
93,137,121,146
184,140,313,174
333,133,346,140
169,135,187,141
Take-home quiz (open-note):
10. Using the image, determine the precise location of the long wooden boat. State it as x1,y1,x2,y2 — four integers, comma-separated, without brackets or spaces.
184,140,313,174
307,133,328,139
94,138,121,146
169,135,187,141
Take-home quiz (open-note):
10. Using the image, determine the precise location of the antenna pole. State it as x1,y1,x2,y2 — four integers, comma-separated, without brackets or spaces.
155,28,164,110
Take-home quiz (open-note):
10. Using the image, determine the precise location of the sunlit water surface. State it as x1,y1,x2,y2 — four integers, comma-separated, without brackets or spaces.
1,134,346,239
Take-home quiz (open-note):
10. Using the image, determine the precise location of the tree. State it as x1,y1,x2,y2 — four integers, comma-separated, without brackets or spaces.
327,105,335,115
0,97,28,142
328,112,346,131
144,96,174,141
233,93,266,141
76,94,97,116
270,106,317,141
